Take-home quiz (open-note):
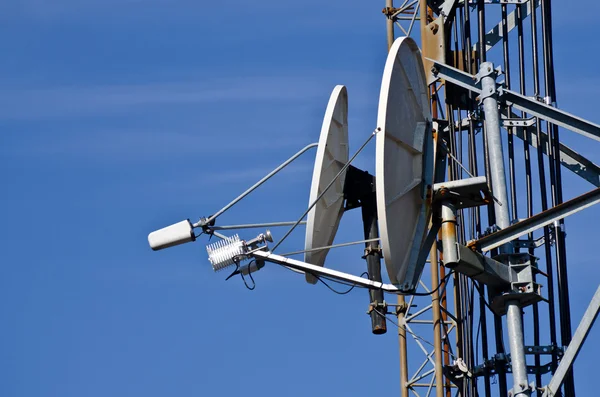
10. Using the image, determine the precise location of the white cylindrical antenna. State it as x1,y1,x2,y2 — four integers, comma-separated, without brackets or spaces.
206,234,247,271
148,220,195,251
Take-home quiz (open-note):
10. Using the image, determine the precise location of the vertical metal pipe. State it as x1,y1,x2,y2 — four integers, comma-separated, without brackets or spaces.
501,4,518,226
479,61,531,396
506,302,530,396
477,282,492,397
386,4,408,395
493,313,509,396
361,193,387,334
430,238,444,397
387,0,395,51
531,5,563,394
540,1,574,393
477,0,486,63
441,203,459,266
479,62,512,234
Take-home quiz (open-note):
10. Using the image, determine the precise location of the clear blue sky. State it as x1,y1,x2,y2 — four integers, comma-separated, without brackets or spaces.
1,1,598,396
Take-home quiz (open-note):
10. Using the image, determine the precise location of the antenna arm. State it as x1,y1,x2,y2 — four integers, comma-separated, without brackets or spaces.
194,142,319,228
250,250,403,293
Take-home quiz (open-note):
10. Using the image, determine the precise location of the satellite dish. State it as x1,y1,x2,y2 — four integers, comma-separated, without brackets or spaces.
375,37,433,290
304,85,349,284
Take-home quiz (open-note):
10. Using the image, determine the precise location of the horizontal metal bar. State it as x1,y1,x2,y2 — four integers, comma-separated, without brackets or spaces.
210,221,306,230
410,383,457,388
431,61,600,141
408,320,455,325
475,187,600,252
501,89,600,142
252,250,402,293
429,60,481,95
448,244,514,288
407,368,436,386
510,112,600,187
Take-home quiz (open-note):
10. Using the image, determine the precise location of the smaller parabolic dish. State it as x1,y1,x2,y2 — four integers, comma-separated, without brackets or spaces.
304,85,349,284
375,37,433,290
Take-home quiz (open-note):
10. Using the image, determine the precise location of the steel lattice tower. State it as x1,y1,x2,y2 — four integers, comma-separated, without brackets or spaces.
383,1,583,396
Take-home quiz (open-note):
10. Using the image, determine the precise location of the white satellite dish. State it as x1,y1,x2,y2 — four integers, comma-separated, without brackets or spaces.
304,85,349,284
375,37,433,290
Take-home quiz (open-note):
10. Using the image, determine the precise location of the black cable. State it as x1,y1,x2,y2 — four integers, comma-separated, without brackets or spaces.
475,313,482,369
314,272,369,295
279,260,452,296
409,270,454,297
473,281,494,314
473,282,507,355
241,260,256,290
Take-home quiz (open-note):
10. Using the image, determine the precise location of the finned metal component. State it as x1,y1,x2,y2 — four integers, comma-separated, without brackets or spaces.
206,234,247,272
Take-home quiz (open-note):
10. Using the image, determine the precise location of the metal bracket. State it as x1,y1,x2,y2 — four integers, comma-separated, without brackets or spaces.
512,235,547,250
472,353,509,378
443,358,473,390
474,63,501,85
393,301,412,316
362,245,382,258
523,345,563,357
490,253,544,315
433,176,492,209
502,117,536,128
367,300,388,315
381,7,400,21
508,382,536,397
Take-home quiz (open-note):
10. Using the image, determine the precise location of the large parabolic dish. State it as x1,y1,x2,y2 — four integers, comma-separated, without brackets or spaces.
304,85,349,284
375,37,433,290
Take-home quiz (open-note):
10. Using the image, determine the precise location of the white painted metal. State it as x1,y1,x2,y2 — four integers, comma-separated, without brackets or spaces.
253,250,401,293
148,219,195,251
304,85,349,284
376,37,433,289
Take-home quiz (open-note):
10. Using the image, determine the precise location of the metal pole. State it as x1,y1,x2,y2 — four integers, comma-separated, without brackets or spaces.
479,62,512,234
441,203,458,265
386,0,395,51
385,3,408,394
361,192,387,334
201,143,318,225
506,302,530,397
430,233,444,397
544,285,600,397
540,0,574,392
479,61,530,396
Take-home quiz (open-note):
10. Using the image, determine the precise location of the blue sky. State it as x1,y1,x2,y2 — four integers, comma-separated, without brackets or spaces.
1,1,599,396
